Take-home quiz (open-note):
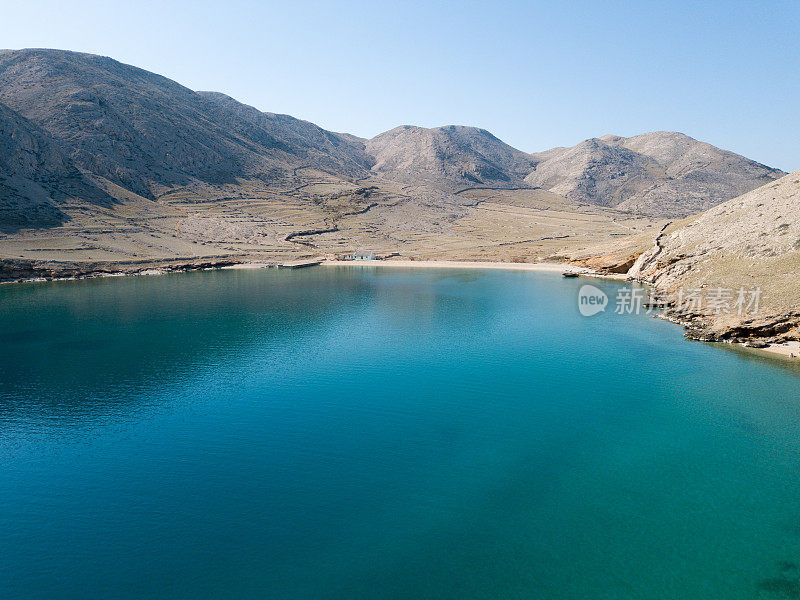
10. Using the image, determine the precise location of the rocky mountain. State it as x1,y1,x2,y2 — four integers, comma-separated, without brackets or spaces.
0,49,785,220
195,92,373,176
366,125,536,188
0,101,113,231
628,170,800,341
0,49,371,200
363,127,784,216
525,132,784,217
0,46,793,287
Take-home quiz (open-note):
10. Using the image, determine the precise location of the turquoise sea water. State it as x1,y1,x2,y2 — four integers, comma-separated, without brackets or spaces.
2,267,800,600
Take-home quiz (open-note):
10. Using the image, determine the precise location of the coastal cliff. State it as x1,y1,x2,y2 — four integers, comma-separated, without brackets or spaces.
623,170,800,346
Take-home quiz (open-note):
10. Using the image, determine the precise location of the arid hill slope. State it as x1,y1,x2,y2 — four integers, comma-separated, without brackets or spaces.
195,91,373,175
628,170,800,341
0,49,785,220
526,132,784,217
0,101,114,231
0,49,371,199
366,125,536,188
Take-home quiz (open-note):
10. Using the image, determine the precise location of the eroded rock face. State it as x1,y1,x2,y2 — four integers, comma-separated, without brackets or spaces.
0,103,74,180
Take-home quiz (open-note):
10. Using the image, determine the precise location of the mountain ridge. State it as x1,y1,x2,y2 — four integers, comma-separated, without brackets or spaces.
0,48,786,219
366,124,536,188
525,131,784,216
0,48,372,200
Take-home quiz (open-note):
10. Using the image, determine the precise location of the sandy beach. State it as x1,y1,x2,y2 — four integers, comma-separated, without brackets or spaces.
220,259,594,273
321,260,592,273
759,341,800,359
220,263,274,270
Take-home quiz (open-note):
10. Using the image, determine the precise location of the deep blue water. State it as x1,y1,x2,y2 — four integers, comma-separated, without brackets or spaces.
1,266,800,600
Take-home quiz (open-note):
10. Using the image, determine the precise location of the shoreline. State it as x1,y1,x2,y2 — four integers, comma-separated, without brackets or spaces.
0,257,594,284
320,259,592,273
131,258,800,363
2,256,796,363
746,340,800,359
0,257,243,285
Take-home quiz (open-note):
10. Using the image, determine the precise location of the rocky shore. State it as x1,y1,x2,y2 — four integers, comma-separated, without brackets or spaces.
657,308,800,347
576,169,800,354
0,256,244,283
4,253,797,356
578,249,800,353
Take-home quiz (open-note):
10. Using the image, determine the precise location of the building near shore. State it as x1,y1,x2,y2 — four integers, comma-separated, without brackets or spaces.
339,252,377,261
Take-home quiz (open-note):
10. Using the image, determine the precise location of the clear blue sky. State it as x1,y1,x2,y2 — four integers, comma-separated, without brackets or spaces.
5,0,799,170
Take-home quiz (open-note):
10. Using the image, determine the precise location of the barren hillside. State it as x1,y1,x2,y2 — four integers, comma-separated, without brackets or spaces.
0,48,790,288
0,49,371,199
627,170,800,342
0,102,115,231
526,132,784,217
366,125,536,188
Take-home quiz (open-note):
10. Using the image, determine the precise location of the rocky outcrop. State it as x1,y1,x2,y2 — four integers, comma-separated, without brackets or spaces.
0,257,242,282
627,170,800,342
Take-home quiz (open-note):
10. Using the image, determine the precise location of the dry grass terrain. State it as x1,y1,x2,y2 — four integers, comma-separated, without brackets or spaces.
0,168,665,274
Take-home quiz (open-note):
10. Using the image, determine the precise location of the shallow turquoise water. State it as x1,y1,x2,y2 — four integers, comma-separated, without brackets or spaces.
2,267,800,600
